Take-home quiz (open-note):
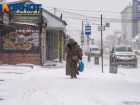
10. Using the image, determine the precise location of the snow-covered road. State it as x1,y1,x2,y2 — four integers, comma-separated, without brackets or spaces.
0,56,140,105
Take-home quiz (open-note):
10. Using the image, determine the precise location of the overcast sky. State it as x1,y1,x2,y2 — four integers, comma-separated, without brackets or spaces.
8,0,133,43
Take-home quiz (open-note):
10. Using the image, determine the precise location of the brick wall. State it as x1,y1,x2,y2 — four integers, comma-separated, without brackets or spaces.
0,53,40,65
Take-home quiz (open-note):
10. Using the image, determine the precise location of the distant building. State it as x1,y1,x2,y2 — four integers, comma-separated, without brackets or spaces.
105,35,115,46
114,31,121,45
120,3,132,45
104,35,115,52
120,0,140,45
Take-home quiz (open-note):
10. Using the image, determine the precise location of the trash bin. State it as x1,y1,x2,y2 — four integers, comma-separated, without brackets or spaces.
109,63,118,74
94,57,99,65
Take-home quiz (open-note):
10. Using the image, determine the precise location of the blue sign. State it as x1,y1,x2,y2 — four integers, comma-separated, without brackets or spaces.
136,43,139,45
81,35,84,42
136,40,139,43
136,40,139,46
85,26,91,35
91,39,94,45
91,39,94,42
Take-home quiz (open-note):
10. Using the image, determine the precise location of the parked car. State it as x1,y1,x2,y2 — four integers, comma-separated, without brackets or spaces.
134,50,140,55
110,45,137,68
90,46,100,57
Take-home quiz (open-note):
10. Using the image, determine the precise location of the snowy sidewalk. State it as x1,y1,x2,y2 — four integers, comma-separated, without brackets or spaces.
0,56,140,105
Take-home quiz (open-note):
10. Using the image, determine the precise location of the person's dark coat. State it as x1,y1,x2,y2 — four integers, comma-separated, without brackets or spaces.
65,38,82,75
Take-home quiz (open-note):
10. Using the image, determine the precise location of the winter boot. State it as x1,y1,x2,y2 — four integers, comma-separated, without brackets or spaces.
70,75,73,79
74,75,77,78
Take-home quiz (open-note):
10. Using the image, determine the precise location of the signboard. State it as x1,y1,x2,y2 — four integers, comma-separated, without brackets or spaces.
91,39,94,45
98,26,105,31
3,11,9,25
0,11,9,25
105,23,110,27
136,40,139,43
13,9,42,16
0,4,42,12
81,35,84,43
136,40,139,46
1,23,40,53
42,16,47,27
13,16,41,23
13,9,42,23
85,26,91,35
136,43,139,46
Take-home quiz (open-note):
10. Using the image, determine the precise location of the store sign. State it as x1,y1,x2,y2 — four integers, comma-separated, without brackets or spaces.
13,16,41,23
1,23,40,53
14,9,42,16
0,4,42,12
13,8,42,23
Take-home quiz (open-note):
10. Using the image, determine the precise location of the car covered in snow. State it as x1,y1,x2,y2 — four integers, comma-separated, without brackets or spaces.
110,45,137,68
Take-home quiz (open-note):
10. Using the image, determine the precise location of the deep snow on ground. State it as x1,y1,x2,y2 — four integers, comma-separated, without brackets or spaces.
0,56,140,105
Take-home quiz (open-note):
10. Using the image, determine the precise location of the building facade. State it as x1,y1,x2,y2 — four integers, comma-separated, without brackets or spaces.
121,4,132,45
0,0,67,65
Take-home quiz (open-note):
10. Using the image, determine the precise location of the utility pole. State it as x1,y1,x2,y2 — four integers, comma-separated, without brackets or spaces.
54,8,56,15
81,21,84,51
61,13,62,19
101,14,103,73
86,19,90,62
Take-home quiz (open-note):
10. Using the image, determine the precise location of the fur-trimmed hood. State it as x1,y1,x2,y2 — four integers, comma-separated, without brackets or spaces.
66,41,78,51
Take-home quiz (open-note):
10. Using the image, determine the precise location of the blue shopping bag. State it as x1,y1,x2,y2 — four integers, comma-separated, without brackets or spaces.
78,60,84,72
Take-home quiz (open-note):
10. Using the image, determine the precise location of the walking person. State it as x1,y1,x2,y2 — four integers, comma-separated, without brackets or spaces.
65,38,82,79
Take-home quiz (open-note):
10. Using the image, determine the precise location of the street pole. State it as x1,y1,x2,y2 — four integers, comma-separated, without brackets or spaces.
54,8,56,15
61,13,62,19
81,21,84,51
101,14,103,73
86,19,90,62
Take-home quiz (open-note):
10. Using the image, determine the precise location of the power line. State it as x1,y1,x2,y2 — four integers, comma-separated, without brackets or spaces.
63,15,139,23
42,6,140,14
57,10,140,22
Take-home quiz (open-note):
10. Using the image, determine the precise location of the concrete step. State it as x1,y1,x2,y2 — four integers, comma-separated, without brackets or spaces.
42,62,57,68
16,63,34,68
